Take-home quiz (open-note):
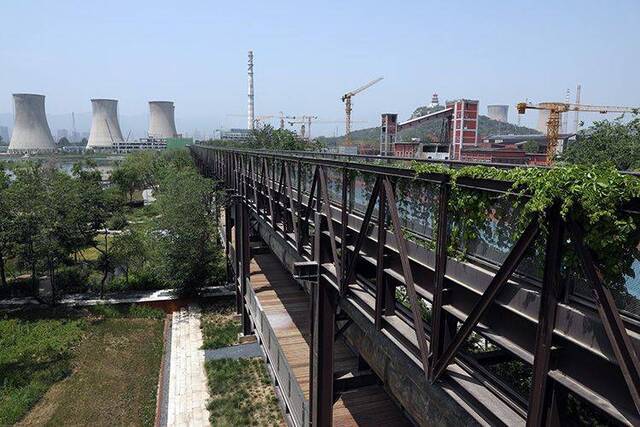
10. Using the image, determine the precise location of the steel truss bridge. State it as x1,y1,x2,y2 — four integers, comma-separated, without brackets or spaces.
191,145,640,426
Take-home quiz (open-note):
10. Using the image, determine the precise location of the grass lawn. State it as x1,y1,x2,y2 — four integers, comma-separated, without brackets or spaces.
200,300,241,350
0,304,165,426
206,358,283,427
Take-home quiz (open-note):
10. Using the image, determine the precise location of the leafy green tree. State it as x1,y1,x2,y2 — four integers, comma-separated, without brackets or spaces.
562,115,640,170
10,163,47,295
154,167,219,295
111,151,162,201
111,229,146,285
522,140,540,153
0,167,15,287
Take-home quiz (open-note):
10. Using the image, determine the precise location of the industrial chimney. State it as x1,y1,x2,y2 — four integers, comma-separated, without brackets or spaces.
87,99,124,149
487,105,509,123
248,50,255,130
9,93,56,152
148,101,178,139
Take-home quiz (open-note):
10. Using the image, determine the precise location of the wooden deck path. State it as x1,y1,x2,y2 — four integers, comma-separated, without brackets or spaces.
249,253,410,426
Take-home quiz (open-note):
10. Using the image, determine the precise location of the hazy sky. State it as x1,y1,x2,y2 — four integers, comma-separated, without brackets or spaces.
1,0,638,136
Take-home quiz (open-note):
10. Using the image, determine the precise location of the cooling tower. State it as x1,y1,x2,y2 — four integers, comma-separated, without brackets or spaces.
537,102,555,132
87,99,124,149
9,94,56,152
148,101,177,138
487,105,509,123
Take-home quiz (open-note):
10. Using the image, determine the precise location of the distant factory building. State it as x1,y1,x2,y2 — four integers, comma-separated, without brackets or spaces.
113,138,167,154
215,128,252,142
482,133,574,146
393,140,450,160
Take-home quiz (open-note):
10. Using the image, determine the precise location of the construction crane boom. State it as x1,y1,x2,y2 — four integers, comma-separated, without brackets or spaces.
342,77,384,99
342,77,383,146
517,101,640,164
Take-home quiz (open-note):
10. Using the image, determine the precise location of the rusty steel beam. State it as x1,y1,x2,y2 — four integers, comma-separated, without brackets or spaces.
383,177,431,378
339,168,350,292
431,217,540,382
375,181,386,330
568,219,640,414
318,166,341,283
344,177,381,286
527,204,563,426
428,178,451,380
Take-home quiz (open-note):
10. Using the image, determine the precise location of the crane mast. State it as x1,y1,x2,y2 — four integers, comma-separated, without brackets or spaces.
341,77,383,147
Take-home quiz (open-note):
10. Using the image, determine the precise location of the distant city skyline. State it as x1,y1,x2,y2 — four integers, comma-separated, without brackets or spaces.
1,0,639,137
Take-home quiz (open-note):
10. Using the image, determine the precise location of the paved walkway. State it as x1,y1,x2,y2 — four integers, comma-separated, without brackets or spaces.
167,305,211,427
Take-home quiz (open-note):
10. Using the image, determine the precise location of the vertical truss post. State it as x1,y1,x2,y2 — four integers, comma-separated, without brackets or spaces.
528,204,563,426
339,167,350,292
375,182,387,330
310,211,336,427
239,193,252,336
318,167,340,281
296,161,303,255
232,194,242,315
428,178,451,379
224,189,235,288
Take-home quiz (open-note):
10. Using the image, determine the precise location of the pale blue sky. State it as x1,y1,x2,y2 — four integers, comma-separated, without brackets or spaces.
1,0,638,136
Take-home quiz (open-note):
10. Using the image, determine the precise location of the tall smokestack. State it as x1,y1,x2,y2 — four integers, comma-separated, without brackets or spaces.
248,50,254,130
148,101,178,138
87,99,124,149
9,93,56,152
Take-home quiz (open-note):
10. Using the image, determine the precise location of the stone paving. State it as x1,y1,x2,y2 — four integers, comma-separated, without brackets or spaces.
167,305,211,427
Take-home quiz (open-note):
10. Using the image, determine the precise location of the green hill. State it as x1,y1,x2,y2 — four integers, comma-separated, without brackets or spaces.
317,105,540,146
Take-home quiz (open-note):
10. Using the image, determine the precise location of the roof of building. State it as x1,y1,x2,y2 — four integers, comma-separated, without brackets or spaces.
484,133,575,142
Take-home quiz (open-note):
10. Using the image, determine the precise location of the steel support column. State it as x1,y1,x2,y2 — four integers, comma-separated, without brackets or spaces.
528,204,563,426
238,194,252,336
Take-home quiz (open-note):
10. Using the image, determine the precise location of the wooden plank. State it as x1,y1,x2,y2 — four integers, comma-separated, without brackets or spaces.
248,252,409,426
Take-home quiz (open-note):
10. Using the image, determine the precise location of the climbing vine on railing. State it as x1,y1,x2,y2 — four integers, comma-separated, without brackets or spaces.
412,162,640,292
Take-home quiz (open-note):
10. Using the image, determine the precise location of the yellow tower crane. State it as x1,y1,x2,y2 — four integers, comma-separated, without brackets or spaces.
341,77,383,146
517,101,639,165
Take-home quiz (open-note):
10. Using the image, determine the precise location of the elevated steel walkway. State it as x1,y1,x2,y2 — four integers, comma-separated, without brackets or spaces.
195,145,640,427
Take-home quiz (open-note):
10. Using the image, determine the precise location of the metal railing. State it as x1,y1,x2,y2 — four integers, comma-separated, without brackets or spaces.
245,277,309,426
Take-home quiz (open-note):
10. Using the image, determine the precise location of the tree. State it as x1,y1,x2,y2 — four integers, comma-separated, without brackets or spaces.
10,163,47,296
522,140,540,153
58,137,69,146
154,167,219,295
111,229,146,285
0,167,15,287
562,115,640,170
111,151,161,202
248,125,324,151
